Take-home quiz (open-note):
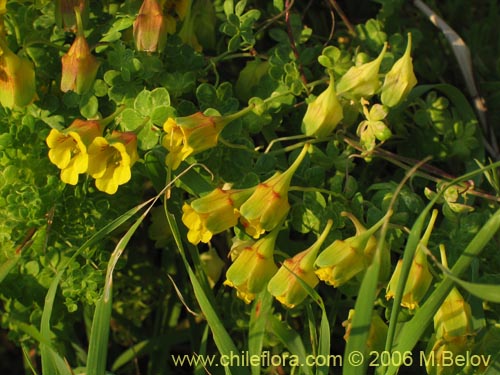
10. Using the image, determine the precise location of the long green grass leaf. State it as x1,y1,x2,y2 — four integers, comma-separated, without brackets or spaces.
249,289,273,375
269,314,313,375
428,254,500,303
87,197,155,375
164,204,247,375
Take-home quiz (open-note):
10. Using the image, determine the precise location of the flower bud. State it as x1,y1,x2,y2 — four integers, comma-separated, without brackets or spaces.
60,10,100,94
177,0,202,52
301,73,343,138
315,212,387,287
224,228,279,303
342,309,388,353
46,119,102,185
87,131,139,194
0,40,37,108
162,106,253,170
133,0,168,52
181,187,255,245
267,220,333,308
55,0,86,31
235,59,269,102
336,43,387,98
239,144,309,238
385,209,437,309
381,33,417,107
200,247,225,288
192,0,216,50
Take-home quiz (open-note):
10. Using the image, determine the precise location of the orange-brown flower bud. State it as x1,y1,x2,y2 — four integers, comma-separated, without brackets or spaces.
133,0,168,52
60,21,100,94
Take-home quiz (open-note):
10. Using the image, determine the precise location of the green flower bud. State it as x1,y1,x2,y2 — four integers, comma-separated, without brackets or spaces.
301,73,343,138
224,228,279,303
267,220,333,308
315,212,388,287
235,59,270,102
239,144,309,238
0,39,37,109
200,247,225,288
381,33,417,107
385,209,437,309
342,309,388,353
177,0,202,52
55,0,87,31
133,0,168,52
336,43,387,98
192,0,217,50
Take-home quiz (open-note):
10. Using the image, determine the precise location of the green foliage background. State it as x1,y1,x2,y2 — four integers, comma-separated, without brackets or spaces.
1,0,500,374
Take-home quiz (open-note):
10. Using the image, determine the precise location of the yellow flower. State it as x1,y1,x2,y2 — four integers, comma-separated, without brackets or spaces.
381,33,417,107
267,220,333,308
87,131,138,194
60,9,100,95
181,187,255,245
385,209,437,309
224,228,279,303
336,43,387,98
162,107,252,170
0,39,37,109
315,212,387,287
239,144,309,238
46,119,102,185
302,73,343,138
133,0,168,52
427,287,473,375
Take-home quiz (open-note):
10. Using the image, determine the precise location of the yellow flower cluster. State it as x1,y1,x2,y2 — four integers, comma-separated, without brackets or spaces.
181,144,397,308
46,119,138,194
182,144,310,244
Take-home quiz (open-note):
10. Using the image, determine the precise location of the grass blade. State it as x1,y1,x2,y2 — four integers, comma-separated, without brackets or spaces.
249,289,273,375
164,204,248,375
87,198,155,375
268,314,313,375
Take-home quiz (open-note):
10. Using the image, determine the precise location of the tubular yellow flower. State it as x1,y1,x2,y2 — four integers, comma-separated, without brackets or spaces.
315,211,388,287
181,187,255,245
427,287,473,375
336,43,387,98
46,119,102,185
385,209,437,309
224,228,279,304
301,73,343,138
267,220,333,308
381,33,417,107
133,0,168,52
239,144,309,239
0,39,37,109
162,107,252,170
60,9,100,94
87,131,139,194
